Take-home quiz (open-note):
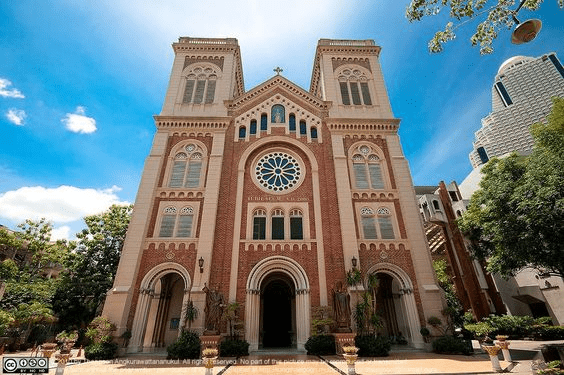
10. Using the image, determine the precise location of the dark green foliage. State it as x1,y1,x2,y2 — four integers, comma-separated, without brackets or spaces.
432,336,473,355
532,326,564,340
304,335,336,356
167,331,200,360
219,339,249,357
354,335,391,357
464,314,564,340
84,342,118,360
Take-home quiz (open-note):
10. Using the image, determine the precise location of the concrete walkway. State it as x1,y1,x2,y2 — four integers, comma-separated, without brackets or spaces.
2,340,562,374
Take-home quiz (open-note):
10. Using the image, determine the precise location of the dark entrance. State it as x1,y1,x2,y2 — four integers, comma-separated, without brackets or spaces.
260,273,295,348
375,273,400,337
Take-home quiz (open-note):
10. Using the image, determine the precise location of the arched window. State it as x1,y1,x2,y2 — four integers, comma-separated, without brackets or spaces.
260,114,268,131
311,127,318,139
250,119,257,135
271,105,285,123
360,207,377,239
159,206,194,238
351,145,384,190
239,126,246,139
290,209,303,240
289,114,296,132
338,68,372,106
169,144,204,188
299,120,307,135
271,209,284,240
377,207,394,239
182,66,218,104
253,209,267,240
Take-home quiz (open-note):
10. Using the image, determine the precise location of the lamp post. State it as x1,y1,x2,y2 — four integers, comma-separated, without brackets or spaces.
199,257,204,273
511,0,542,44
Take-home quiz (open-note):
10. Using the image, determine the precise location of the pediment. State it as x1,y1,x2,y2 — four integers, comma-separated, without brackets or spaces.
226,75,330,119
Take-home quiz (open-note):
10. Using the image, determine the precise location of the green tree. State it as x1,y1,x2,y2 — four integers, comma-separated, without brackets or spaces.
53,204,133,328
458,97,564,278
406,0,563,54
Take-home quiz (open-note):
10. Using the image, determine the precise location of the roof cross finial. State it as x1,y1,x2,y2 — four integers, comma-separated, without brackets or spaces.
274,66,283,76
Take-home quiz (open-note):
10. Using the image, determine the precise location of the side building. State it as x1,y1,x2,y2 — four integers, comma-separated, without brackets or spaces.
103,37,444,352
469,53,564,168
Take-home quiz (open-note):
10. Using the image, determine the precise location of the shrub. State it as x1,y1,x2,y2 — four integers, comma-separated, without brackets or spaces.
304,335,335,356
84,342,118,360
432,335,473,355
355,335,391,357
219,339,249,357
167,331,200,360
532,326,564,340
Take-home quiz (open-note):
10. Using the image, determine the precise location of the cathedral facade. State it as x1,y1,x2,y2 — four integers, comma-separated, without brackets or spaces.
102,37,443,352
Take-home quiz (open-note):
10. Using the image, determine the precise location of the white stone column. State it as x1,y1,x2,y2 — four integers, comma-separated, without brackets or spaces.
296,289,310,350
129,288,154,352
245,289,260,351
178,288,191,334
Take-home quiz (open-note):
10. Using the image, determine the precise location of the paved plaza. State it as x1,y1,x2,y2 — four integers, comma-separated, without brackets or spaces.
2,340,562,375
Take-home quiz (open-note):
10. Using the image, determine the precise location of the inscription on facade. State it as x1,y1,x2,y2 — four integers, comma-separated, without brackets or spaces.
247,196,308,202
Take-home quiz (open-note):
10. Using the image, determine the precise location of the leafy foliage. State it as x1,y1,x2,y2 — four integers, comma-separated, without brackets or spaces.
458,97,564,278
432,335,473,355
166,331,201,360
354,335,391,357
219,339,250,357
433,259,464,332
84,342,118,360
221,302,244,340
52,204,133,328
304,334,336,355
406,0,563,54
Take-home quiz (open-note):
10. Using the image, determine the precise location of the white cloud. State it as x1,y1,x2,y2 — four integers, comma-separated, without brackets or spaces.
0,78,25,98
51,226,71,241
62,106,97,134
6,109,26,125
0,185,128,224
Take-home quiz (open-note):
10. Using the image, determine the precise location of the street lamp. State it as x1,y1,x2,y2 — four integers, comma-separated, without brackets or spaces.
351,256,358,269
198,257,204,273
511,0,542,45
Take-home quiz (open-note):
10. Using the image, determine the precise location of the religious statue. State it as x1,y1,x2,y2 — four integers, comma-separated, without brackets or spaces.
332,281,351,332
203,283,225,334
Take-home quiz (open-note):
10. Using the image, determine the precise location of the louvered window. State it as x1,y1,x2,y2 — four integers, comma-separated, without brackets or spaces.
353,163,369,189
340,82,350,105
350,81,361,105
360,82,372,105
183,80,195,103
379,216,394,239
368,164,384,189
159,208,177,238
205,79,216,104
170,160,187,188
361,216,377,239
185,159,202,188
169,145,204,189
193,80,206,104
177,213,193,237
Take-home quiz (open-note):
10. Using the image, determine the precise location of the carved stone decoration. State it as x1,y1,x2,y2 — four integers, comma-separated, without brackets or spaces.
203,283,225,334
379,251,389,261
332,281,352,332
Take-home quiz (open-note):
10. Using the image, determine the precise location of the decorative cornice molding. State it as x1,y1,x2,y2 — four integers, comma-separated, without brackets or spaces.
326,118,400,134
154,116,230,131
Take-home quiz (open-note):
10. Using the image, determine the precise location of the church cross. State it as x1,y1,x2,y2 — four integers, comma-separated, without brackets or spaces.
274,67,283,75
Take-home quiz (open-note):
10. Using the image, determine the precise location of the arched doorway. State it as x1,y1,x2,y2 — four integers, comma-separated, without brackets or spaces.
129,263,191,353
245,256,310,351
374,273,401,337
260,273,295,348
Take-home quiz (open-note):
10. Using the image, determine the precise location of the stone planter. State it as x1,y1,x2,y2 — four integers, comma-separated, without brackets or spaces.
482,345,502,372
342,347,359,375
496,340,512,362
203,356,217,375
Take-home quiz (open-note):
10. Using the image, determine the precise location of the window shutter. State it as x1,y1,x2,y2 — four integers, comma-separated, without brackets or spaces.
159,215,176,237
379,216,395,239
183,80,195,103
360,82,372,105
170,161,186,188
369,164,384,189
350,82,361,105
177,215,193,237
290,217,303,240
193,80,206,104
353,163,369,189
362,217,377,239
185,161,202,188
340,82,350,105
204,80,216,104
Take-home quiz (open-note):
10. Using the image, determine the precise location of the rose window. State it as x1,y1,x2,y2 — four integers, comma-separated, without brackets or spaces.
255,152,302,192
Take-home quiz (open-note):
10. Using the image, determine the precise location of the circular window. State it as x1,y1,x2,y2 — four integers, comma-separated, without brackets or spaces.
254,151,302,193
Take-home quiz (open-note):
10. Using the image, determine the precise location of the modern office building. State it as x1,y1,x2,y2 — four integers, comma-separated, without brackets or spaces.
469,53,564,168
102,37,445,352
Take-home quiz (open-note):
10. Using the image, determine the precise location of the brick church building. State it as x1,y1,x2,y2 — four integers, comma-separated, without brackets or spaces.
102,37,444,352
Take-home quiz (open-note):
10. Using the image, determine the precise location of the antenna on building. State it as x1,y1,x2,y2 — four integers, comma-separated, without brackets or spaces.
511,0,542,45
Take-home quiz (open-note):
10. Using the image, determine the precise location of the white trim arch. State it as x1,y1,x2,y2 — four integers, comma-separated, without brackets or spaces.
129,263,192,352
365,262,425,349
245,256,310,351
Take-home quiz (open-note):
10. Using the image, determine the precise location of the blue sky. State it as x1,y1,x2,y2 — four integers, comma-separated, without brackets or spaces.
0,1,562,240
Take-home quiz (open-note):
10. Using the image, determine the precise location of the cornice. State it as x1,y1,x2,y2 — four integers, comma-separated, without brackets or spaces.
153,115,230,131
326,118,400,134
